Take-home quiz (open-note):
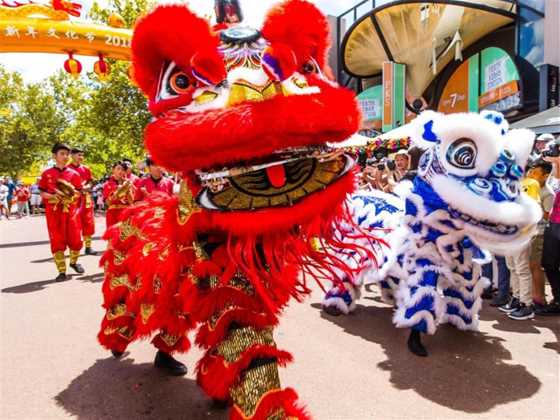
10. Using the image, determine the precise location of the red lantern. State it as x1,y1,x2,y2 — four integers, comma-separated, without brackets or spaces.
64,53,82,79
94,54,111,81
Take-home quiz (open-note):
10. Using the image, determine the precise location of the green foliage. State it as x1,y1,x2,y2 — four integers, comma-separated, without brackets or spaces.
0,0,153,180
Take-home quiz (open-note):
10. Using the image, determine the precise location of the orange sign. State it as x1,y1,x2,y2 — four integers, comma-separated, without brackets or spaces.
382,62,393,128
438,60,469,114
479,80,519,108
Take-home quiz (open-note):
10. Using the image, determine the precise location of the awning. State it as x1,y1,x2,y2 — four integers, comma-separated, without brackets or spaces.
511,106,560,135
341,0,517,97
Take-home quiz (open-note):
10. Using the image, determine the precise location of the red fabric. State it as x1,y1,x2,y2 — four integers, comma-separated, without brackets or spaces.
70,163,95,237
103,177,136,228
137,176,174,200
39,166,83,253
16,187,29,202
38,166,82,199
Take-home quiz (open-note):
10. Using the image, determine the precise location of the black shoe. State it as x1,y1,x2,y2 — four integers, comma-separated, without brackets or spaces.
111,350,124,359
154,351,188,376
407,330,428,357
481,290,494,300
508,303,534,320
323,305,342,317
490,295,510,307
85,247,98,256
211,399,230,410
69,263,85,274
539,301,560,316
532,302,548,315
55,272,67,282
498,297,520,313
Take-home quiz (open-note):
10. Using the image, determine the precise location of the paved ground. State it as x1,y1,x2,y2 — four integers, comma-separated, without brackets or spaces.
0,215,558,420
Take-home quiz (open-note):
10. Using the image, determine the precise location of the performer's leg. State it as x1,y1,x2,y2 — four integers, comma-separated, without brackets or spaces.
82,200,96,254
68,212,84,274
191,270,309,419
394,270,440,357
45,208,67,279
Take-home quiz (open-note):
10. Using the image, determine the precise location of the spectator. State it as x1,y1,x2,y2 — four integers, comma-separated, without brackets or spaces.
394,149,410,180
15,182,30,218
526,160,554,313
5,177,15,218
500,175,541,320
0,178,9,220
29,179,42,214
541,153,560,315
137,157,174,200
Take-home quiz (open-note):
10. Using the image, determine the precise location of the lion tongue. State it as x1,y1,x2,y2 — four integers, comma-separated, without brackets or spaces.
266,164,286,188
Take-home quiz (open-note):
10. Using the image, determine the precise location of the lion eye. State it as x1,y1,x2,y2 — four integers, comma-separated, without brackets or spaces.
302,59,319,74
446,138,477,170
157,62,195,100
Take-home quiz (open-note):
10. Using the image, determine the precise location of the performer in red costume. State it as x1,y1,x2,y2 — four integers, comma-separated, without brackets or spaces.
137,157,174,200
70,147,97,255
39,143,85,281
102,161,136,228
98,2,376,418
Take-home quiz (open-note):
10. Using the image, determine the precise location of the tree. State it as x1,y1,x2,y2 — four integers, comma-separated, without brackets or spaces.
0,67,66,178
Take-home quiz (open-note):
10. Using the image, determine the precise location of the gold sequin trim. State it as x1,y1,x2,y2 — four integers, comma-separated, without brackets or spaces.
109,274,140,291
159,333,180,347
158,245,170,261
113,250,125,265
106,303,130,320
216,327,275,364
140,304,155,324
177,181,201,225
119,220,144,242
142,242,156,257
230,363,281,418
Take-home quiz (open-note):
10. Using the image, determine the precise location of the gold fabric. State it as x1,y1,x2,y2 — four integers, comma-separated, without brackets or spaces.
230,362,282,419
69,249,80,264
106,303,130,320
109,274,140,291
343,1,516,96
53,251,66,273
140,304,155,324
177,181,201,225
216,326,275,364
84,235,92,248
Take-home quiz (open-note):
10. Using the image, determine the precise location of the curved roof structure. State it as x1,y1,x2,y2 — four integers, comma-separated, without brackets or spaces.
341,0,518,97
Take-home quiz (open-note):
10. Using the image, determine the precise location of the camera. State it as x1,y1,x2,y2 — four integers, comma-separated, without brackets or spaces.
377,163,385,171
386,160,397,171
542,139,560,158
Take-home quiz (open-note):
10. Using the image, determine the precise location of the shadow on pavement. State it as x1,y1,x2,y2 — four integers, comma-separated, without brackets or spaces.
55,357,226,420
1,273,103,294
0,236,102,249
312,300,541,413
479,308,560,354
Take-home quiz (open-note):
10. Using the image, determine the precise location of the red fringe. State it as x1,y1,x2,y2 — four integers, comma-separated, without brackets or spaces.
196,345,293,400
230,387,311,420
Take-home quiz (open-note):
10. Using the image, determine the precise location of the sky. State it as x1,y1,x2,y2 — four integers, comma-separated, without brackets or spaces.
0,0,376,83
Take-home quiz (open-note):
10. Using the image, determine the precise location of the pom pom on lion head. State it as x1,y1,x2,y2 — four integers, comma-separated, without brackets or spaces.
130,0,362,235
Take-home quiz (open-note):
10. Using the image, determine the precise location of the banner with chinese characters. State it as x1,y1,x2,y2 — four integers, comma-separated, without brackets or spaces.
0,4,132,60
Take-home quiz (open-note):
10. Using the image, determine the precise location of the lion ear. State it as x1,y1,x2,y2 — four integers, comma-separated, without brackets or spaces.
261,0,330,70
131,5,225,99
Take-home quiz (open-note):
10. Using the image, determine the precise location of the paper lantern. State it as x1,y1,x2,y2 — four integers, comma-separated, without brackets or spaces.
94,54,111,81
64,53,82,79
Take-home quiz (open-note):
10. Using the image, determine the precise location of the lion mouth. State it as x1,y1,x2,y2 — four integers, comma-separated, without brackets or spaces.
196,146,353,211
450,208,519,235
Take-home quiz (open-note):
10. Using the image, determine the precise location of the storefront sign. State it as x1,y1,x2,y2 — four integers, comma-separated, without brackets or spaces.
357,85,383,129
382,62,406,132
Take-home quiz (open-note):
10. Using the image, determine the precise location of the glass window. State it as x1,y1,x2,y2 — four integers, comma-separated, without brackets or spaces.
518,5,545,67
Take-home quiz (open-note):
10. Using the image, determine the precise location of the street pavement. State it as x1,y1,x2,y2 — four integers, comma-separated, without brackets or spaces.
1,215,559,420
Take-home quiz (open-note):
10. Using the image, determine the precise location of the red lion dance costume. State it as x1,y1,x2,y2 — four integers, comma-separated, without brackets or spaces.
98,1,375,418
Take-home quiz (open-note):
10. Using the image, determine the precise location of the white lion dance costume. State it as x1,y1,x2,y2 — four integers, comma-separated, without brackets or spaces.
323,110,541,356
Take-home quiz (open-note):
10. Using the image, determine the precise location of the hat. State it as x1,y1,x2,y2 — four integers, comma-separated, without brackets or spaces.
71,146,84,154
536,133,554,142
395,149,410,156
52,143,71,154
